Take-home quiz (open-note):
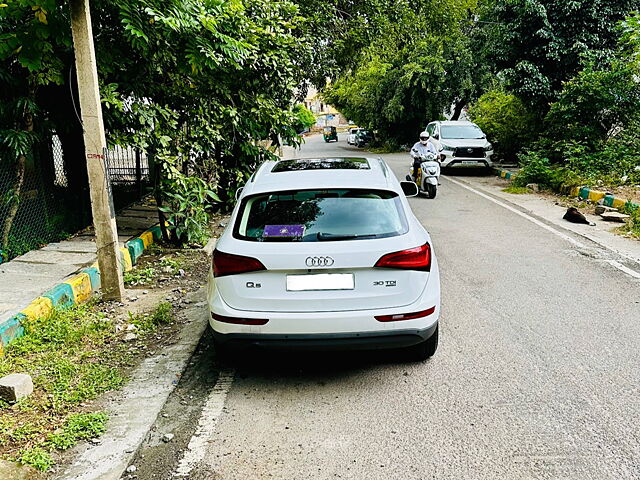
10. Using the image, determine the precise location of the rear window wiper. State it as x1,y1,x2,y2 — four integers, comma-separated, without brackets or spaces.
316,233,378,241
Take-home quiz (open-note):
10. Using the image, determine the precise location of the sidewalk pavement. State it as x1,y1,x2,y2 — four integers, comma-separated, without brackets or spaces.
0,203,161,342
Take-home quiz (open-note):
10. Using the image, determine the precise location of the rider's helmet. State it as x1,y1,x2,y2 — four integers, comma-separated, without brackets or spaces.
419,131,430,145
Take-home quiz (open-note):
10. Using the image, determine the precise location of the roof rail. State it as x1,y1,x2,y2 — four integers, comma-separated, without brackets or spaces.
377,157,389,178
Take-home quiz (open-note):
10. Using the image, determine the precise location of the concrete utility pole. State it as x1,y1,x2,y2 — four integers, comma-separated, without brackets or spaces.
70,0,125,300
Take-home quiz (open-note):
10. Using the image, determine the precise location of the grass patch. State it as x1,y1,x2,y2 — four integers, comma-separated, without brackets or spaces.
0,303,135,470
18,446,54,472
0,300,175,469
502,186,531,194
123,255,183,286
47,412,108,451
620,201,640,238
159,257,182,272
128,302,174,332
124,266,157,286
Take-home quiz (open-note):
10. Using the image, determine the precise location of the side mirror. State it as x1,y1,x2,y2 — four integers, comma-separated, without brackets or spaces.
433,133,439,140
235,187,243,200
400,181,419,197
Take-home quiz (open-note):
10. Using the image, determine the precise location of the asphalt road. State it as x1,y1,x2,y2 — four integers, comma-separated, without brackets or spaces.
131,134,640,480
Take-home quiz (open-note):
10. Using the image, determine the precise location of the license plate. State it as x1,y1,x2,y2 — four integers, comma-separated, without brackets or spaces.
462,160,479,165
286,273,354,291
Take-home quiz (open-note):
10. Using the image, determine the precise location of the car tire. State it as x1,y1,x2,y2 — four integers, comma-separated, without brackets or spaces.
213,339,230,359
209,325,235,361
405,324,438,361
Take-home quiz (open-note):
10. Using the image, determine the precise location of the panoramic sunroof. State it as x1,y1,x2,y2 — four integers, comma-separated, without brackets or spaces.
271,158,370,172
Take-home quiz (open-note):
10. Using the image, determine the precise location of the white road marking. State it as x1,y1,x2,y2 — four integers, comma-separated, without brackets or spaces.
606,260,640,279
173,369,235,477
445,177,640,280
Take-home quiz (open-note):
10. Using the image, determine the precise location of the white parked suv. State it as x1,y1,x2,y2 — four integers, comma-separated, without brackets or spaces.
426,121,493,169
207,157,441,361
346,128,364,145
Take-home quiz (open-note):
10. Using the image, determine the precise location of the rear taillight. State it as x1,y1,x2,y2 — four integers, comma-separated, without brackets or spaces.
375,306,436,322
213,249,266,277
211,312,269,326
374,243,431,271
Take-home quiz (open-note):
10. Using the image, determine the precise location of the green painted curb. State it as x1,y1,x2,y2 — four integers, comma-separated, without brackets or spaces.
81,267,101,290
493,167,515,181
127,238,145,265
570,186,638,210
0,314,26,347
149,225,162,241
42,283,75,309
579,187,590,200
603,195,615,207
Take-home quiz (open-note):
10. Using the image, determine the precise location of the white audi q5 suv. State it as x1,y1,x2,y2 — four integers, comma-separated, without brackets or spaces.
207,157,440,361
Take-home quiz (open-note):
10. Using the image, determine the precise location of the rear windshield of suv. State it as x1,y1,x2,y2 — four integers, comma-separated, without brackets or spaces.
441,125,484,139
234,189,409,242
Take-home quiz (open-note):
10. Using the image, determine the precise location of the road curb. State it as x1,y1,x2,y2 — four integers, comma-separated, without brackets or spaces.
0,225,164,354
493,168,639,210
569,186,639,210
493,167,516,181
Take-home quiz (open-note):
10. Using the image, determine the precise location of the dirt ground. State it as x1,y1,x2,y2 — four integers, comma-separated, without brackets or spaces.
610,185,640,205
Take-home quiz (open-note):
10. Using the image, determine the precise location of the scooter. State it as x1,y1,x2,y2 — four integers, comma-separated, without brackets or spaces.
406,152,440,199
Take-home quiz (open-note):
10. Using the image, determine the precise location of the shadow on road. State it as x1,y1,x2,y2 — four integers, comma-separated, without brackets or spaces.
217,343,425,378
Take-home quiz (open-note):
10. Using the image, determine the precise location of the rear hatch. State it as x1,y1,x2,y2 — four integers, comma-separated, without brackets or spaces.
215,240,429,313
214,187,430,313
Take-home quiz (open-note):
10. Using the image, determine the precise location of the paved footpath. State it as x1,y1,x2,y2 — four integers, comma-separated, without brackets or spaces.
0,204,159,325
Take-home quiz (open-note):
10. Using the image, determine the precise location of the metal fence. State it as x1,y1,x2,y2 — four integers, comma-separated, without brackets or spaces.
105,144,151,212
0,135,151,263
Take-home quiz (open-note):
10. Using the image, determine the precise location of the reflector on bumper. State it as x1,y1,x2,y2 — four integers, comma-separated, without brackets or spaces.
211,312,269,326
375,306,436,322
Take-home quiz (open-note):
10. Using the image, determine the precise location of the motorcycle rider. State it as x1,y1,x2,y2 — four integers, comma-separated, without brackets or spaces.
411,131,438,181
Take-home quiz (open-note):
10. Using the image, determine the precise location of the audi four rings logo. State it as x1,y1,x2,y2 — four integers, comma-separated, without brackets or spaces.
306,256,335,267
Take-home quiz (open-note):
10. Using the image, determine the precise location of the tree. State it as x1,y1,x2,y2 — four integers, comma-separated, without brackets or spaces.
292,105,316,133
0,1,81,253
1,0,312,246
474,0,640,111
468,89,538,161
322,0,480,145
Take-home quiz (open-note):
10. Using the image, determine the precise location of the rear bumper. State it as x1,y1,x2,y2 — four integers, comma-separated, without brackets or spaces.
207,259,441,338
212,323,437,351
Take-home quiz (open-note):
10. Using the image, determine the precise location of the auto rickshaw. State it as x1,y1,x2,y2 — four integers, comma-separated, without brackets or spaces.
323,126,338,142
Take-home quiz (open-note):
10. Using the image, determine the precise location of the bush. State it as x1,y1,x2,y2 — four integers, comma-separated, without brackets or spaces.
519,120,640,190
292,104,316,133
591,121,640,185
468,89,538,162
621,201,640,238
158,153,219,246
513,150,576,191
545,61,639,146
